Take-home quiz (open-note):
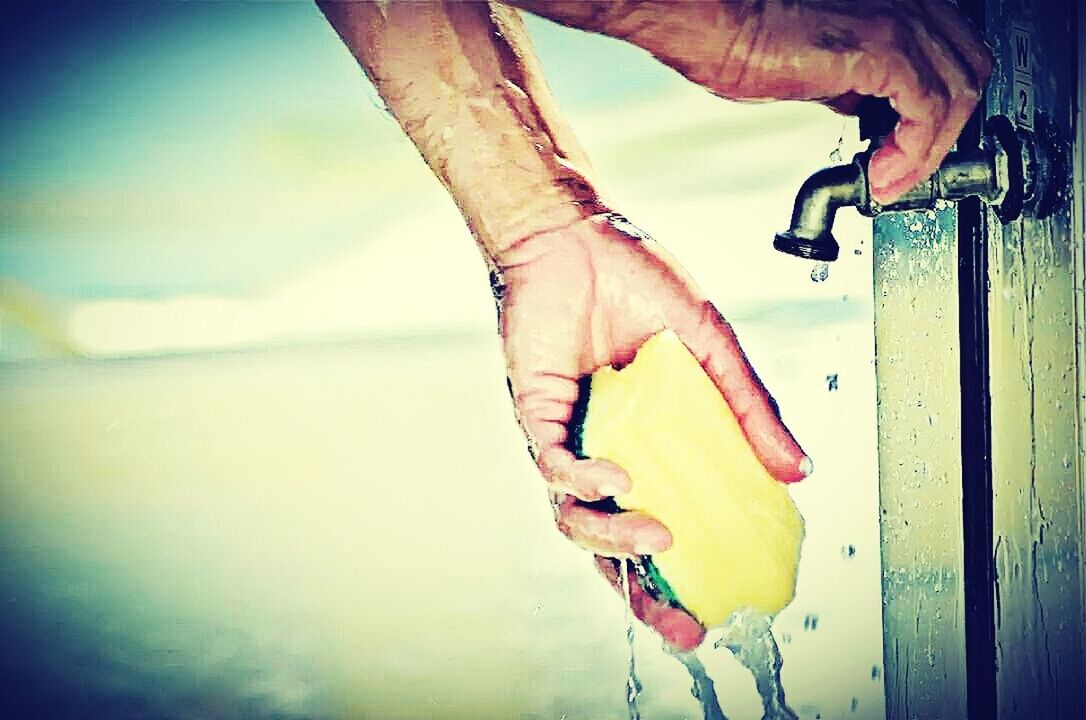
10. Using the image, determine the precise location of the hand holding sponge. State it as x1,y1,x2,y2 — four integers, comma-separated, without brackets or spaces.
578,330,805,629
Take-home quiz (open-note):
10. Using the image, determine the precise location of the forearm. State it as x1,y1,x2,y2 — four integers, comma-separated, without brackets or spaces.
317,0,606,266
503,0,750,95
504,1,993,204
504,1,879,101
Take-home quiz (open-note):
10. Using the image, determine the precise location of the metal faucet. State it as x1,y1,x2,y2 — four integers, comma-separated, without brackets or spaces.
773,100,1062,262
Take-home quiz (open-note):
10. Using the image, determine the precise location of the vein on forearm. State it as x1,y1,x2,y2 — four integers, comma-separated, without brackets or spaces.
317,0,605,263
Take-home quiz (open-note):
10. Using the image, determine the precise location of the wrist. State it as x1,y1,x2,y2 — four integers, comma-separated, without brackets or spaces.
476,165,609,268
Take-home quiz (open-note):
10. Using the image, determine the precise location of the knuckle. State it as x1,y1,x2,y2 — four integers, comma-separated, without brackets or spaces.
958,85,983,104
575,485,604,502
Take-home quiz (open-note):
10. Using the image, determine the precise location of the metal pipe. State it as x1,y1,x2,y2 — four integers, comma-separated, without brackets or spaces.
774,114,1038,262
773,164,865,262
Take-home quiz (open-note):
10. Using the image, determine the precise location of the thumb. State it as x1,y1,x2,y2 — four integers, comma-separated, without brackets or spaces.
673,302,811,484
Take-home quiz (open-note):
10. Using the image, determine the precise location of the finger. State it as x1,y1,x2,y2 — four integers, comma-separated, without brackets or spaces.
857,39,950,202
670,301,811,484
539,446,632,501
921,0,994,88
860,13,987,203
897,12,984,194
823,91,864,117
498,262,631,499
556,496,672,556
504,362,635,502
913,0,993,169
595,556,706,652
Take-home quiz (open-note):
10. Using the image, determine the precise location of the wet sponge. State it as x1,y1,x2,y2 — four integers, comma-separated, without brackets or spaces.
580,330,804,629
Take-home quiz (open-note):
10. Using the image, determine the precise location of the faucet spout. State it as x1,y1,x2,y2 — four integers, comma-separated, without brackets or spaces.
773,163,865,262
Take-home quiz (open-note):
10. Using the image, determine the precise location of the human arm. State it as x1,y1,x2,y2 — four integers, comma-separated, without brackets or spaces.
315,0,810,650
504,0,993,204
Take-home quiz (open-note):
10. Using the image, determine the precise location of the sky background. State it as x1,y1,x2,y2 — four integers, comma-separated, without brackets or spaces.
1,1,677,298
0,1,870,359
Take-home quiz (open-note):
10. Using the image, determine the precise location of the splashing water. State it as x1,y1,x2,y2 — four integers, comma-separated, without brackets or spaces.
671,650,728,720
620,559,643,720
829,122,846,163
715,610,798,720
810,262,830,283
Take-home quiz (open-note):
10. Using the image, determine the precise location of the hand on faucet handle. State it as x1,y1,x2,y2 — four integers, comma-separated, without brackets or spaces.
509,0,992,206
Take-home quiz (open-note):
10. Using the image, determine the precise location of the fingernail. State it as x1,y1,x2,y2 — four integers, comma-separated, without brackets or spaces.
799,456,814,477
635,529,672,556
600,482,627,497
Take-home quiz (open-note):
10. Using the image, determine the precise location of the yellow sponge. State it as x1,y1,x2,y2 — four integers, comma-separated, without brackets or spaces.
580,330,804,628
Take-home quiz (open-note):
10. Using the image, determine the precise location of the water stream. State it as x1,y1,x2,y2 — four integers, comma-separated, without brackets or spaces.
672,650,728,720
715,610,798,720
625,596,797,720
620,559,643,720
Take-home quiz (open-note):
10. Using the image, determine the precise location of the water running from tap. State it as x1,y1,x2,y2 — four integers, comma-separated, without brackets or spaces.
671,649,728,720
829,121,847,163
620,559,643,720
715,610,798,720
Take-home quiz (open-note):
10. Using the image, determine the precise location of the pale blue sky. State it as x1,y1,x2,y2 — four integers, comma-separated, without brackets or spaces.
0,3,678,300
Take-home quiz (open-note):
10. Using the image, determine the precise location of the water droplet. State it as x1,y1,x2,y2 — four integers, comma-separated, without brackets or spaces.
841,544,856,559
811,262,830,283
803,614,819,631
532,602,543,616
826,374,839,392
829,124,845,163
871,664,882,680
850,697,859,713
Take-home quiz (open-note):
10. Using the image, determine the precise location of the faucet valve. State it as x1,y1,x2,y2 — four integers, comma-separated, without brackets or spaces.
774,112,1063,262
